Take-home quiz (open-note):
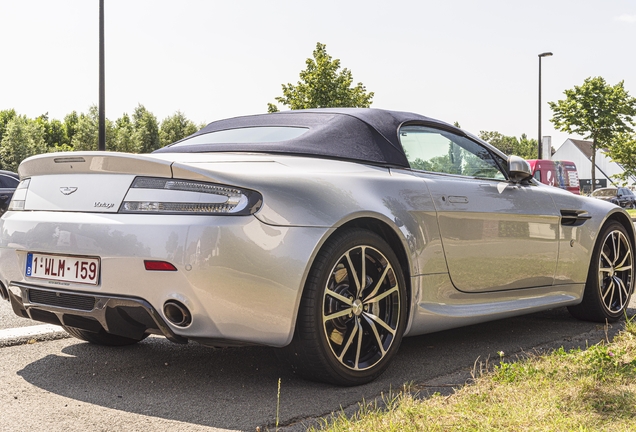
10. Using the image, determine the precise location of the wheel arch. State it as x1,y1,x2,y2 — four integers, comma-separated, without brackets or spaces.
287,214,415,347
568,209,636,322
332,217,413,322
604,210,636,251
587,210,636,275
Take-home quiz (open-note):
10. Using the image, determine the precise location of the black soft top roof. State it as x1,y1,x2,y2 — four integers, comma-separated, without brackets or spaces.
153,108,460,168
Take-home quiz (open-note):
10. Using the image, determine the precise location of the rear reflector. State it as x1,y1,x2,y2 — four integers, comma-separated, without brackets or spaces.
144,261,177,271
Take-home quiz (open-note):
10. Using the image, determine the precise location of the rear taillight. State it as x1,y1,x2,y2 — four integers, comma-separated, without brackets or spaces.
8,178,30,211
119,177,262,215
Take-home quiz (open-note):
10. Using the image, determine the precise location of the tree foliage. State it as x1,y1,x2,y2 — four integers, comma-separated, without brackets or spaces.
112,113,139,153
160,111,198,147
478,131,537,160
0,106,203,170
268,42,374,112
606,132,636,184
132,104,161,153
71,106,115,151
0,115,47,171
549,76,636,185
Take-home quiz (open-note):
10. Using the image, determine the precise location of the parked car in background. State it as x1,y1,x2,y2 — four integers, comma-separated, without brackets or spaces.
0,170,19,216
527,160,580,194
0,109,633,386
591,187,636,208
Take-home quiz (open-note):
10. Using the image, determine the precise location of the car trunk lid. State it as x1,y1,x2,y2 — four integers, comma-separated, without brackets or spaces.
17,152,173,212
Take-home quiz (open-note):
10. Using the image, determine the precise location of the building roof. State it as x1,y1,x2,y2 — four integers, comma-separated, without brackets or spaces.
568,139,594,160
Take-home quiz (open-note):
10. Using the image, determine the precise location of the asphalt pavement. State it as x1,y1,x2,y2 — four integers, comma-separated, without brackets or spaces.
0,297,634,431
0,297,34,329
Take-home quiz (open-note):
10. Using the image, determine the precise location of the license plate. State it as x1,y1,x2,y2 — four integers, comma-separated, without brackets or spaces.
26,253,100,285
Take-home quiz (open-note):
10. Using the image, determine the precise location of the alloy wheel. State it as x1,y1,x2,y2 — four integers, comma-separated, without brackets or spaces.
322,245,400,371
598,229,633,313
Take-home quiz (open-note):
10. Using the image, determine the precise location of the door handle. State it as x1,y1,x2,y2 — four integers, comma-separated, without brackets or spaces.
0,195,8,200
448,195,468,204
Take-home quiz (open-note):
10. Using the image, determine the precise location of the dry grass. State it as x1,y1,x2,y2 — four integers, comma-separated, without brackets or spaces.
313,318,636,431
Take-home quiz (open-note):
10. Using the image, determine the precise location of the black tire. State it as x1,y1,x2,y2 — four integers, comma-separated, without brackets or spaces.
281,229,407,386
568,221,634,322
63,326,148,346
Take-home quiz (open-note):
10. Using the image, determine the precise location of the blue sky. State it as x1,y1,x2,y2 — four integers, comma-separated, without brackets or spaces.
1,0,635,149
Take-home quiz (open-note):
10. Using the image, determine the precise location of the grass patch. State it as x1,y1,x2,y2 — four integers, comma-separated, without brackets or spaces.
314,319,636,431
626,209,636,218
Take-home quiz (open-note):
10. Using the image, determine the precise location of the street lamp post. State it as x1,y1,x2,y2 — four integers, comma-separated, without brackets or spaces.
537,52,553,159
99,0,105,151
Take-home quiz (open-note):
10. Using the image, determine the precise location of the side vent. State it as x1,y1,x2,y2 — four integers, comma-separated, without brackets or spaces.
560,209,592,227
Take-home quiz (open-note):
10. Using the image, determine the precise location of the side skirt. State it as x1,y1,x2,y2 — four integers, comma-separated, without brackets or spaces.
405,273,584,337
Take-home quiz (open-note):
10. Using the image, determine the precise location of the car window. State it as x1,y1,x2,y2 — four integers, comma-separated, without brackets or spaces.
592,188,617,197
170,126,309,147
399,125,506,180
0,174,18,188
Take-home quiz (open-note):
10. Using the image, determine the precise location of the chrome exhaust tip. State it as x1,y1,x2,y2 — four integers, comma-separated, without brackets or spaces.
163,300,192,327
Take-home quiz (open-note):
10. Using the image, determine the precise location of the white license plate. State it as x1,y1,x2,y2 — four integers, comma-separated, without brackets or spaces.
26,253,100,285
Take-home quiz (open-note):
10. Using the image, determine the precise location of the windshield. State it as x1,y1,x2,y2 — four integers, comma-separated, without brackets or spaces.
592,188,617,197
170,126,308,147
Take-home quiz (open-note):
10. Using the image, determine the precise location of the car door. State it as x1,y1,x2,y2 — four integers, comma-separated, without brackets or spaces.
399,125,560,292
0,173,19,215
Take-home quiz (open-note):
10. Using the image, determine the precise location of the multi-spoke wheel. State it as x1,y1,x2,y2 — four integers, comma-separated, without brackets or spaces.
568,221,634,322
282,229,406,386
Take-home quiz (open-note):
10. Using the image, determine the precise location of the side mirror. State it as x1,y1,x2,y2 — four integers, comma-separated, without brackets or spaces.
508,155,532,183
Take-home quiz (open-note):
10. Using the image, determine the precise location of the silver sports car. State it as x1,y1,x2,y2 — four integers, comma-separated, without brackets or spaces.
0,108,633,385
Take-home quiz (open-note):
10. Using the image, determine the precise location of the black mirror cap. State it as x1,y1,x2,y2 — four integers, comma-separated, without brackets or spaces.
508,155,533,183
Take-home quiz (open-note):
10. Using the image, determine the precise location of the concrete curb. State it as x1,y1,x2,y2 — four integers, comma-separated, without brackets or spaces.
0,324,70,348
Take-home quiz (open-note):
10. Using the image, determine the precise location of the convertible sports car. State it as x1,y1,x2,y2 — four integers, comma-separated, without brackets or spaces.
0,108,633,385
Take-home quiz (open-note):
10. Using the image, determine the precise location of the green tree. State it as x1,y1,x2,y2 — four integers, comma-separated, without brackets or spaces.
113,113,140,153
48,119,68,147
0,109,17,144
518,134,539,159
549,76,636,187
132,104,160,153
268,42,374,112
479,131,537,160
71,106,115,151
0,115,47,171
159,111,198,147
606,132,636,184
64,111,79,145
35,113,68,148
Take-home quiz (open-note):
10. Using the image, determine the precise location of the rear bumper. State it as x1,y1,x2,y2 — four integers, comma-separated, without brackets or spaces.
7,282,187,343
0,211,331,346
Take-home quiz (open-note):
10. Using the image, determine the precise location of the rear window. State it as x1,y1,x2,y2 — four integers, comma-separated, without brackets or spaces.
170,126,308,147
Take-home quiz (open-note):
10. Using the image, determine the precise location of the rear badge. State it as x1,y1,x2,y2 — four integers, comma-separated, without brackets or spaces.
94,202,115,209
60,187,78,195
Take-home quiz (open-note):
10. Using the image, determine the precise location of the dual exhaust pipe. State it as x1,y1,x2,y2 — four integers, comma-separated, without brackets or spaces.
163,300,192,327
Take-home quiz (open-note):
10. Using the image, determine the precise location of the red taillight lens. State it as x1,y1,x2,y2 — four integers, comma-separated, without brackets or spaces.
144,260,177,271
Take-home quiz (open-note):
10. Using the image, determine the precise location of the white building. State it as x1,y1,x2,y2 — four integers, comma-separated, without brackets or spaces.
552,138,636,192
